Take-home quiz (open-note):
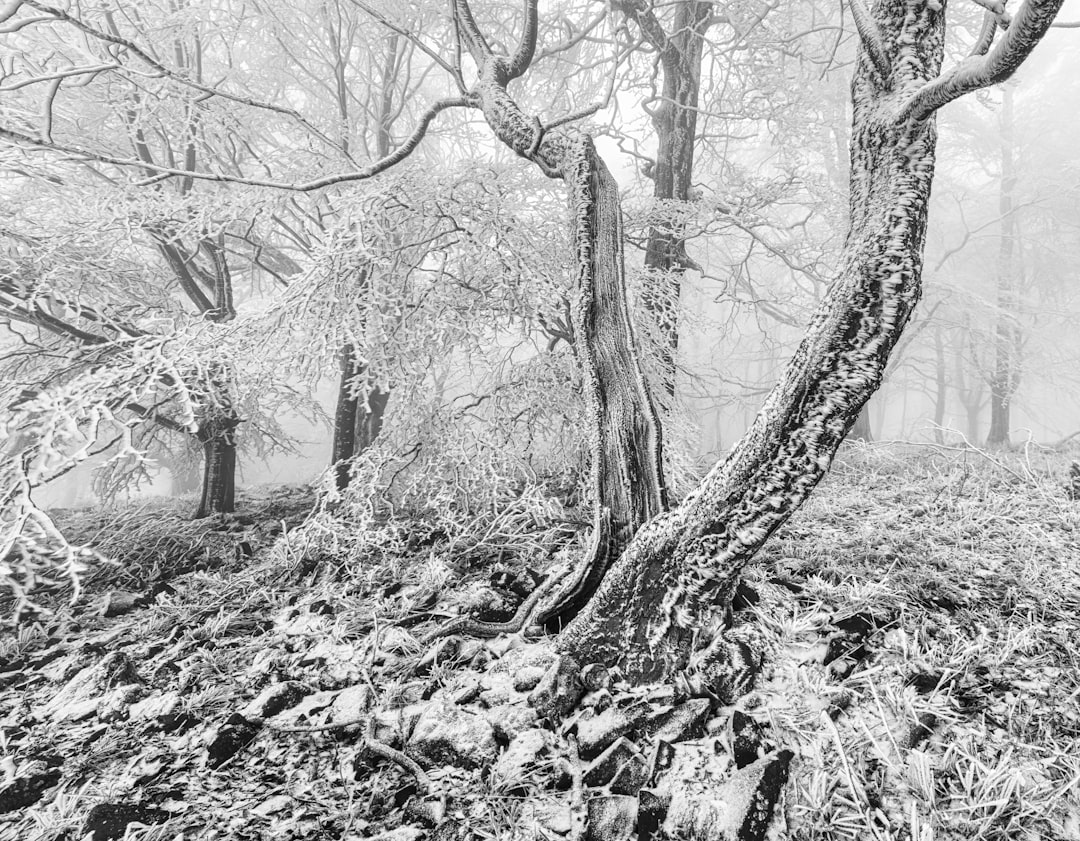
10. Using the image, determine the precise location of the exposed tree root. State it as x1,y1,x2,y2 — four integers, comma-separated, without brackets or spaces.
271,717,434,796
420,563,570,644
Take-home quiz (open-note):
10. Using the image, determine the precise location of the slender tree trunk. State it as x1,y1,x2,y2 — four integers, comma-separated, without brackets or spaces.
558,0,945,681
461,53,668,625
953,323,983,441
331,342,388,491
987,87,1019,448
966,402,981,441
194,414,238,518
932,325,947,442
329,33,399,488
622,1,712,398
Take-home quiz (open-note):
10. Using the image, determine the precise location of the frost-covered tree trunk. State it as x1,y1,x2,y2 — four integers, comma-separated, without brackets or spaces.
933,325,947,442
616,0,712,396
987,87,1020,447
451,0,1060,679
451,1,668,622
560,0,1063,681
332,341,388,490
560,0,943,674
330,33,399,488
194,413,238,518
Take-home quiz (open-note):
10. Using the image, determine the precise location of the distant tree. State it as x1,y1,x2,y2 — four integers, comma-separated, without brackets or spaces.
0,0,1067,685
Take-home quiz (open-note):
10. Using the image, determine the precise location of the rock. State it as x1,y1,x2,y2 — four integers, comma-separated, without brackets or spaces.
492,728,554,786
0,770,61,814
527,654,581,720
458,639,485,663
405,795,446,826
241,681,311,722
205,713,260,768
98,684,142,722
731,711,766,770
533,801,573,834
576,704,648,759
479,672,517,708
582,688,614,712
662,750,792,841
129,691,180,722
484,703,539,743
441,673,481,705
580,663,611,692
736,750,792,841
331,684,374,720
583,737,649,795
639,698,711,745
648,740,676,787
407,701,498,770
101,591,144,618
585,794,636,841
637,789,669,841
372,703,427,747
43,651,141,722
513,666,546,692
82,803,171,840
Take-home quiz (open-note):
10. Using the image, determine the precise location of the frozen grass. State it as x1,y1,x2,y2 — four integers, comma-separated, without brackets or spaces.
749,442,1080,841
2,443,1079,840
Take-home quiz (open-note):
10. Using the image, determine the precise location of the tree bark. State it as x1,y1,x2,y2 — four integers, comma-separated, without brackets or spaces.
558,0,945,681
329,32,400,487
932,325,947,442
619,1,712,398
194,413,238,518
457,50,668,624
331,341,388,491
986,87,1019,448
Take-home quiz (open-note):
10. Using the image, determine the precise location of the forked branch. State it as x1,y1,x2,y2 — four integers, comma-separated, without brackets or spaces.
899,0,1064,122
507,0,539,80
848,0,892,82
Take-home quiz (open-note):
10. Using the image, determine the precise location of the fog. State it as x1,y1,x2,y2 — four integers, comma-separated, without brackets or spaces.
4,0,1079,514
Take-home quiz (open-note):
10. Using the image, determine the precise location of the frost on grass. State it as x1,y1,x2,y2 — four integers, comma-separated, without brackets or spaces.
2,445,1079,841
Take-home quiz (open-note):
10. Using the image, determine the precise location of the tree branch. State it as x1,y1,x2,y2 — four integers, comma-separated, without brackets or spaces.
347,0,466,91
19,0,343,153
507,0,539,80
847,0,891,82
0,97,470,191
970,9,999,56
612,0,678,74
899,0,1064,123
452,0,494,63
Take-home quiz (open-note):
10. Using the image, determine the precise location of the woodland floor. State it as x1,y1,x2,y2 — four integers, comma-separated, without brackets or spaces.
2,443,1080,841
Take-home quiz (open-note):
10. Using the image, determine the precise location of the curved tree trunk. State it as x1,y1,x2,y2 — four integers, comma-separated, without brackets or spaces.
459,50,668,625
558,0,945,681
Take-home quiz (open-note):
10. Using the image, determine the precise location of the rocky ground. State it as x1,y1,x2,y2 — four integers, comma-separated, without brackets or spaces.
2,446,1080,841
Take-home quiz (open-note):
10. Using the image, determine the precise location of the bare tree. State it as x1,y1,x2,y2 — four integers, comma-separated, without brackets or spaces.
0,0,1065,684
